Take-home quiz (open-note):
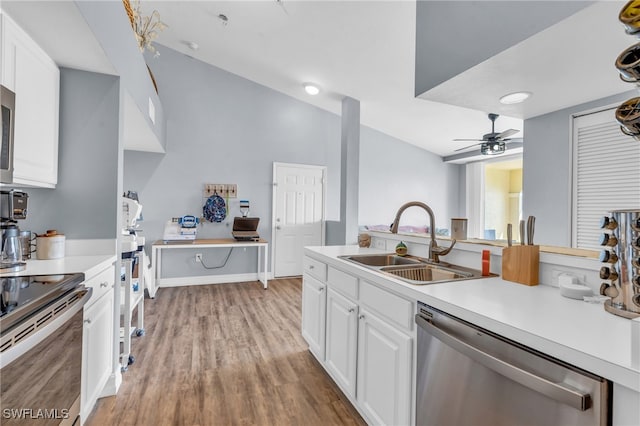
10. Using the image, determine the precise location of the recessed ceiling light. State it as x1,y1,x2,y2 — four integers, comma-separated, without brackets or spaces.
499,91,532,105
186,41,199,51
303,83,321,95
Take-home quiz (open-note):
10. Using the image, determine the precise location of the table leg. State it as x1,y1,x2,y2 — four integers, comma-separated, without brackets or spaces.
263,244,268,289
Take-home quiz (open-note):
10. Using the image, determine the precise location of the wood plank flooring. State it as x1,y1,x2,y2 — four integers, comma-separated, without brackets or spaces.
87,279,365,426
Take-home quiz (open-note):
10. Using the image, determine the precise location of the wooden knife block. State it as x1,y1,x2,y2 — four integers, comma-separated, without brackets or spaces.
501,245,539,286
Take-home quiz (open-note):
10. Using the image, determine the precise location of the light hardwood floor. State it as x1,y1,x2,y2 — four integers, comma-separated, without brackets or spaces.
87,278,365,426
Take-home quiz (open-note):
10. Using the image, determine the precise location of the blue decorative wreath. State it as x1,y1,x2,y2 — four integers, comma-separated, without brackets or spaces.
203,194,227,223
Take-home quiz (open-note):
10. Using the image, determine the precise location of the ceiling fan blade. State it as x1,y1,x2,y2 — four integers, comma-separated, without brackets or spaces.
453,138,483,142
503,137,523,143
496,129,519,139
454,142,483,152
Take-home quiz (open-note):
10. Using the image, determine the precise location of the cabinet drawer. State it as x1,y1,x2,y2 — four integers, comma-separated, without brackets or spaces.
327,266,358,300
84,265,115,307
360,282,414,331
304,256,327,282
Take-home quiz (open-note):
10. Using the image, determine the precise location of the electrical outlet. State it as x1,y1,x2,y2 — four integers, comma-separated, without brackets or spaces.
195,253,202,262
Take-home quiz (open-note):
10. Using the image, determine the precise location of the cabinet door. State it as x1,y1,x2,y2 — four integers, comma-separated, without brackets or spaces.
357,308,412,426
301,275,327,360
81,290,114,422
325,288,358,398
2,13,59,187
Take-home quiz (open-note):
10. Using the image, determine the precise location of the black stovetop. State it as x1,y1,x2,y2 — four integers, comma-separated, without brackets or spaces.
0,273,85,334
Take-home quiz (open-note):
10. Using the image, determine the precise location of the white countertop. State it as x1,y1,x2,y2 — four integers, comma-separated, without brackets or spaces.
305,245,640,393
0,255,116,280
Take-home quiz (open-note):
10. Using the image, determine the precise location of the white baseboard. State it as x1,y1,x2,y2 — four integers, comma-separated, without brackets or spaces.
158,272,272,288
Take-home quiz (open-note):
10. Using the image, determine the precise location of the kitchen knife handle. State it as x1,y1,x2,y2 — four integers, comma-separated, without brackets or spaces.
519,220,525,245
507,223,512,247
527,216,536,245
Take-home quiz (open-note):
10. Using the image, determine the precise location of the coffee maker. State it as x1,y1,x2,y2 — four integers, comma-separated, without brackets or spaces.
1,189,28,272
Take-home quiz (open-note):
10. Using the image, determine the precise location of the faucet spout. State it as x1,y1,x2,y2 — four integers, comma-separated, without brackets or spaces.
390,201,455,263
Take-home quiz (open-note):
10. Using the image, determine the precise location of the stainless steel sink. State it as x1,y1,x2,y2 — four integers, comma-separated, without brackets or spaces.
339,254,422,267
380,264,474,285
339,253,492,285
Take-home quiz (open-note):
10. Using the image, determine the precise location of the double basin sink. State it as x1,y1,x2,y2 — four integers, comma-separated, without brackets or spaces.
339,253,489,285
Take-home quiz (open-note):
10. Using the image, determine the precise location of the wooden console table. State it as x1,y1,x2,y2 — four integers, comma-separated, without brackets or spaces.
150,239,269,295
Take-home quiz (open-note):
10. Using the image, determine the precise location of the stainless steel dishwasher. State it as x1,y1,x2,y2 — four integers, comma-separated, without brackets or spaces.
415,302,611,426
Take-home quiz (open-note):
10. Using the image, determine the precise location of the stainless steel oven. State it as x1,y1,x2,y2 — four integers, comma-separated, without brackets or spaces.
1,274,90,425
415,302,611,426
1,84,16,184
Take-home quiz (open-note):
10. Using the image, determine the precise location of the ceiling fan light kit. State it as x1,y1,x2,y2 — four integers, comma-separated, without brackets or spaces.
481,141,506,155
452,113,521,157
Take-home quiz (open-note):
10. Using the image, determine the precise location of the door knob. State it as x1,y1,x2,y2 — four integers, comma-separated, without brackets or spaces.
348,308,355,313
276,226,281,230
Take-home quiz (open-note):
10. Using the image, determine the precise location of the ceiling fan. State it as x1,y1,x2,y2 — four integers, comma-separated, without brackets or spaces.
453,113,522,155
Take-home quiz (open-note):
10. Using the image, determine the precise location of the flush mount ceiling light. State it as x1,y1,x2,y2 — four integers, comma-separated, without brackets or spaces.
303,83,321,95
499,91,532,105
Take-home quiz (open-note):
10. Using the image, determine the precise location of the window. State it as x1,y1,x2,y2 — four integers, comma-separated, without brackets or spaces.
572,107,640,250
466,156,523,241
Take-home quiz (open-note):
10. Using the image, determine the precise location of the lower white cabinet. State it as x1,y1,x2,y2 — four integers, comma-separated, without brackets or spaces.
356,308,412,426
81,266,115,422
301,275,326,360
325,288,358,398
302,256,415,426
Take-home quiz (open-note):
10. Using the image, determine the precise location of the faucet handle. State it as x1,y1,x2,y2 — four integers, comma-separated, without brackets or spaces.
432,239,457,256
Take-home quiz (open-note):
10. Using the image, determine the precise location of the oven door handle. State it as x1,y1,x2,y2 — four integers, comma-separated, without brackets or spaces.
415,314,591,411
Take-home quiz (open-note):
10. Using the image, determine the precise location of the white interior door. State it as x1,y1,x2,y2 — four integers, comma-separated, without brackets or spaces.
273,163,325,277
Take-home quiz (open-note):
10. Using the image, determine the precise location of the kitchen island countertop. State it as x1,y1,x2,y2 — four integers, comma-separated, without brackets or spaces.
305,245,640,393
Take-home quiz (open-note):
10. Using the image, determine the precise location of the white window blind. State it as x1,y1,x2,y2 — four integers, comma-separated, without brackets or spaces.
572,108,640,250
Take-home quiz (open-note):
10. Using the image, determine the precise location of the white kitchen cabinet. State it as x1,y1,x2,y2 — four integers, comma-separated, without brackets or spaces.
325,287,358,398
81,265,115,422
302,257,415,426
1,12,59,188
301,274,327,360
357,308,412,426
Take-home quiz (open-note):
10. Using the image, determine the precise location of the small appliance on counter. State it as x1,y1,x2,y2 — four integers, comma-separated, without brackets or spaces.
35,229,65,260
1,189,28,272
598,209,640,319
162,215,199,242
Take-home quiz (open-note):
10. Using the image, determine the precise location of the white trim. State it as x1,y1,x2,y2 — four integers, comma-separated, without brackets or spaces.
271,162,327,278
158,272,273,288
465,162,485,239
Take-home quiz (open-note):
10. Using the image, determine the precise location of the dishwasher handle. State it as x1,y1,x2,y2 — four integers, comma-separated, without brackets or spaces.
415,314,592,411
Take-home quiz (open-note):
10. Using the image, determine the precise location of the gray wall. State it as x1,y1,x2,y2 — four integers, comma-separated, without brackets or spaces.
76,0,165,148
124,46,342,278
22,68,121,240
414,1,592,96
125,46,461,278
523,90,635,247
358,126,461,231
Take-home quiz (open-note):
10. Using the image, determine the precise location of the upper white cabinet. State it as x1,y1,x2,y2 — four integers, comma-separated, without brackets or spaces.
1,12,59,188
